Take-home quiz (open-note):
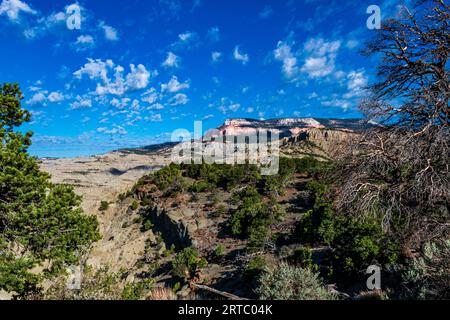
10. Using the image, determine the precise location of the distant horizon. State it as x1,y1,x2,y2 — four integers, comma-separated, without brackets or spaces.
30,115,366,159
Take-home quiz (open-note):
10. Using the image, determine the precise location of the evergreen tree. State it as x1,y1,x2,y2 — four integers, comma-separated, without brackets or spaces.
0,83,100,298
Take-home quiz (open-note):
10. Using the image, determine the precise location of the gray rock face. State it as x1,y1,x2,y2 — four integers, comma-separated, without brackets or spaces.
148,206,193,250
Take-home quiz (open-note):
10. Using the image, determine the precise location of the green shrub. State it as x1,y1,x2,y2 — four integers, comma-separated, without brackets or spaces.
153,164,182,191
245,255,267,278
399,241,450,299
142,220,154,232
256,263,336,300
99,201,109,211
228,188,284,252
214,245,226,258
121,278,153,300
163,244,176,257
189,181,212,193
129,200,139,211
290,247,316,270
172,247,207,279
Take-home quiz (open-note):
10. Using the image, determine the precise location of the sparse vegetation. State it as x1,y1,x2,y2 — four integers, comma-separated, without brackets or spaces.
99,201,109,211
257,263,337,300
172,247,207,280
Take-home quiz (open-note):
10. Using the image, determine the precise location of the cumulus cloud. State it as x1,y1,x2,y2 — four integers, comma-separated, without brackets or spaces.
343,69,368,98
218,97,240,114
0,0,36,21
126,64,151,90
26,92,47,105
274,41,298,79
169,93,188,106
147,103,164,110
73,58,113,83
74,58,156,96
145,114,162,122
233,46,249,65
301,38,341,78
110,97,130,109
162,52,180,68
70,95,92,109
141,88,159,104
99,21,119,41
75,35,95,51
161,76,189,93
47,91,64,103
171,31,199,50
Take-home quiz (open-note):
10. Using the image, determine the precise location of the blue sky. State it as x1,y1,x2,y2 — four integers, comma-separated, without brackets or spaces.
0,0,406,157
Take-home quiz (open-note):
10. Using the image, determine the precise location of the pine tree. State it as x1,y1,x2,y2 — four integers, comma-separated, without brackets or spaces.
0,83,100,298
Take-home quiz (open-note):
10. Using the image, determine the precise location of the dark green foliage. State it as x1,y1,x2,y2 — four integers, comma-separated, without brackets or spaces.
228,188,285,252
296,180,335,245
189,181,212,193
296,178,399,280
214,244,226,258
130,200,139,211
183,162,261,190
0,83,100,298
172,247,207,279
142,220,154,232
244,255,267,278
152,163,182,191
121,278,154,300
331,216,399,278
290,247,316,270
99,201,109,211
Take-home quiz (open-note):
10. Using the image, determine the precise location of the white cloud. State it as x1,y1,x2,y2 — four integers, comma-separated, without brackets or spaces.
74,59,156,96
233,46,249,65
99,21,118,41
23,11,66,39
321,99,351,111
110,97,130,109
178,31,195,42
169,93,188,106
218,97,240,114
74,58,113,83
141,88,159,104
147,103,164,110
75,35,95,51
0,0,36,21
47,91,64,103
145,114,162,122
202,114,214,120
274,41,298,78
301,38,341,78
162,52,180,68
76,35,94,44
172,31,199,50
97,125,127,135
343,69,368,98
161,76,189,93
70,95,92,109
126,64,151,90
26,92,47,105
211,51,222,63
